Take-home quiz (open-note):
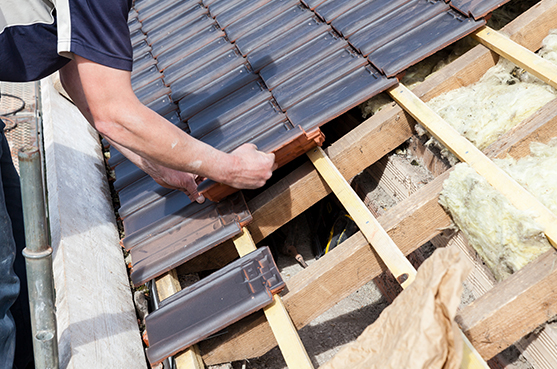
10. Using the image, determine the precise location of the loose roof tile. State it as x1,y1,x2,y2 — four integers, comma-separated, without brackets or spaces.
145,246,284,365
368,9,485,77
128,192,252,285
198,125,325,201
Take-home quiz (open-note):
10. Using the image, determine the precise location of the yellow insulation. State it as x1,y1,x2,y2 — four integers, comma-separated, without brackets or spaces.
426,57,556,152
495,139,557,214
439,162,552,281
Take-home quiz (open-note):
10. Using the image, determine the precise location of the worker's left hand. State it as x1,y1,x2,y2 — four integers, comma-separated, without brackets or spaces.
149,166,205,203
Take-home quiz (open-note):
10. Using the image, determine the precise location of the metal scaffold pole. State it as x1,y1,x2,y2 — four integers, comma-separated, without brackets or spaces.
18,146,59,369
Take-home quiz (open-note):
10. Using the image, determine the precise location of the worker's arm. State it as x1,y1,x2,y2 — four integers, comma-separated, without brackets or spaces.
59,56,276,201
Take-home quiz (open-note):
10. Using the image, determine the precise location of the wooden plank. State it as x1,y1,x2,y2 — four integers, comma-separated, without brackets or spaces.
307,146,417,288
473,26,557,89
388,83,557,248
247,103,415,243
155,271,205,369
457,249,557,359
232,229,314,369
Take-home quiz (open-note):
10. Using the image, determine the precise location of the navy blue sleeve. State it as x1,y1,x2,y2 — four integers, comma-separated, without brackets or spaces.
66,0,133,71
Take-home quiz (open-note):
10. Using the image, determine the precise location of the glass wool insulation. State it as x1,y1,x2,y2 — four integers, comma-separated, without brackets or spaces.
439,140,557,281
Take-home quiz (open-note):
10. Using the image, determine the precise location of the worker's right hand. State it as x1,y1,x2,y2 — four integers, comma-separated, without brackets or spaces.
225,143,277,189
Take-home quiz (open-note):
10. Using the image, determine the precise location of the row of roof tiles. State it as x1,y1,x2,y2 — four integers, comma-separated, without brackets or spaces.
112,0,500,290
106,0,508,363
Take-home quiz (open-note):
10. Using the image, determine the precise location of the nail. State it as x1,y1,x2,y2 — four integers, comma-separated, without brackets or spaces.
196,195,205,203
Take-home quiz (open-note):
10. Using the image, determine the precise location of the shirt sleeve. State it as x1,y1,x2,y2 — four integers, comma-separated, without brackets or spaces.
56,0,133,71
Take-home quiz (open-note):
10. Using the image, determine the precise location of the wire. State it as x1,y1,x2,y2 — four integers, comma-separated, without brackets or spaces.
0,93,25,116
0,92,26,133
1,116,17,132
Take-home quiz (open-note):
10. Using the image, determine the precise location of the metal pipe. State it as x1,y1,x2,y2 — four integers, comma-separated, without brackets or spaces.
18,146,59,369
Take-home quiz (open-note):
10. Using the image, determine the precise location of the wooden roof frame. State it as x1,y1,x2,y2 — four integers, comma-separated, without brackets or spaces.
194,0,557,364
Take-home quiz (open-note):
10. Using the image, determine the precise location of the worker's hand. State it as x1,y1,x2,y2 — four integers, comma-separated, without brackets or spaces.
150,166,205,204
226,144,277,189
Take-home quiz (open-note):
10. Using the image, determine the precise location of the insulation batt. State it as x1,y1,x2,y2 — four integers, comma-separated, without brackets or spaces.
495,139,557,215
439,160,552,281
423,30,557,163
426,58,556,152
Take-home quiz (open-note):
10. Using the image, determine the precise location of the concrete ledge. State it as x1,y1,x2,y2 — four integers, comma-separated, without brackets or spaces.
41,75,146,368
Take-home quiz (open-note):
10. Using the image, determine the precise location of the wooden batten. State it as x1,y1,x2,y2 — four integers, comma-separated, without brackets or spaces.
199,0,557,363
155,271,205,369
247,103,415,244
